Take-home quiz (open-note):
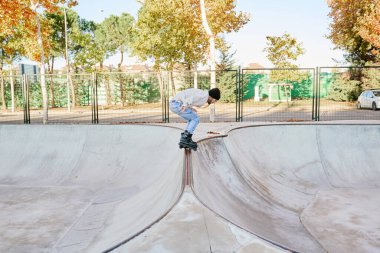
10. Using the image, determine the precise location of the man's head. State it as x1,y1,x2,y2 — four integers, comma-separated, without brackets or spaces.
208,88,221,104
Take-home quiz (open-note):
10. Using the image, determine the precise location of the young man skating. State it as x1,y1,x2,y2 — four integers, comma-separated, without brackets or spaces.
169,87,221,150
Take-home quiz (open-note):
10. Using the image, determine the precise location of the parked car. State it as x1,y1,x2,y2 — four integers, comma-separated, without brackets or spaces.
357,90,380,110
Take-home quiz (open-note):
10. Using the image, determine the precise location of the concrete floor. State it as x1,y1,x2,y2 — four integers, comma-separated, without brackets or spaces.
0,122,379,252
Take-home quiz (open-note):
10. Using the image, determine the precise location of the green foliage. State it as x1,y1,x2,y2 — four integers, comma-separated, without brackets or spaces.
268,68,308,84
263,33,306,99
2,78,24,109
109,73,160,105
216,42,238,102
133,0,205,70
361,67,380,90
327,0,379,64
291,73,313,99
45,8,80,60
264,33,305,68
327,73,361,101
133,0,249,70
217,71,237,102
98,13,135,68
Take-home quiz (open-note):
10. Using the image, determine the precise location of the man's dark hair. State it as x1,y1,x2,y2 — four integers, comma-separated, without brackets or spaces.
209,88,221,100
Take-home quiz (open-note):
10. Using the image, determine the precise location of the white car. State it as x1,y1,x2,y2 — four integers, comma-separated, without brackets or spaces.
357,90,380,110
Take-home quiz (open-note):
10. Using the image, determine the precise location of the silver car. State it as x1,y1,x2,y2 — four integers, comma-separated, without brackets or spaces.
357,90,380,110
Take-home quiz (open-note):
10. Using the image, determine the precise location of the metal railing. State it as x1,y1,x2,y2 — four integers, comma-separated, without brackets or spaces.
0,67,379,124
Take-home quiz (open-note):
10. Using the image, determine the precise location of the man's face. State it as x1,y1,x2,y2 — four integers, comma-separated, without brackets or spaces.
207,96,218,105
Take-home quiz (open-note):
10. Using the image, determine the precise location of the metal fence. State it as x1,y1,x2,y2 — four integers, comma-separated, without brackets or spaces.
0,67,379,124
0,75,25,124
241,68,316,122
316,66,380,121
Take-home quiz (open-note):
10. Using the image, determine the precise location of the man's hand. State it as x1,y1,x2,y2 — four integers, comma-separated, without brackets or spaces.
180,106,186,112
191,107,197,112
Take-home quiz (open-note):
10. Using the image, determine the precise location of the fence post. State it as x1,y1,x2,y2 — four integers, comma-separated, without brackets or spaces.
163,72,170,123
312,68,316,121
92,72,99,124
316,67,321,121
22,74,30,124
239,67,243,122
235,69,238,122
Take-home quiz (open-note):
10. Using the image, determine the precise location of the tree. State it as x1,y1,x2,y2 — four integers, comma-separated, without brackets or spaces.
133,0,249,118
327,72,361,101
361,66,380,90
93,22,114,70
0,28,25,111
200,0,216,91
263,33,306,103
263,33,306,82
216,42,237,103
264,33,305,68
0,0,77,123
358,1,380,52
133,0,206,99
133,0,249,72
97,13,134,106
327,0,380,64
70,18,102,72
101,14,134,70
44,8,77,108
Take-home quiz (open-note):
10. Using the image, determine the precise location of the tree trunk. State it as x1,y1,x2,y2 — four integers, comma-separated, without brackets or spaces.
9,64,15,112
200,0,216,122
106,75,111,106
118,50,125,107
32,2,48,124
63,8,73,111
169,71,176,96
0,68,5,110
194,65,198,89
66,61,75,109
157,71,166,122
49,56,55,108
157,71,164,103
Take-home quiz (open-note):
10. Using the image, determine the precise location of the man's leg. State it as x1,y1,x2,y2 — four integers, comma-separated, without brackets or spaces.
178,108,199,134
169,101,199,149
169,101,200,134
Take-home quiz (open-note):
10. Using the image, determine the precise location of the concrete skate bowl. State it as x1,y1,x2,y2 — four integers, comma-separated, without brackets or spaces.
0,125,184,252
192,124,380,253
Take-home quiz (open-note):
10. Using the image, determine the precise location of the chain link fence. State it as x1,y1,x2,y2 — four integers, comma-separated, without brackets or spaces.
0,67,379,124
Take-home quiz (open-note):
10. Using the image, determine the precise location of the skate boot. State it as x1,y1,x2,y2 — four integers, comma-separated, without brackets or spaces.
179,131,198,151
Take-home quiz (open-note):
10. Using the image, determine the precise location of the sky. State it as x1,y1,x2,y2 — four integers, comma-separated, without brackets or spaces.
49,0,346,68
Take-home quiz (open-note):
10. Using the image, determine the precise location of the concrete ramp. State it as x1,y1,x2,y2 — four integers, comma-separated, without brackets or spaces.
192,125,380,253
0,125,184,252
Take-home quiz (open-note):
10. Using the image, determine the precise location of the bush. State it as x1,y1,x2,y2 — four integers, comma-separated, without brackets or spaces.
327,73,361,101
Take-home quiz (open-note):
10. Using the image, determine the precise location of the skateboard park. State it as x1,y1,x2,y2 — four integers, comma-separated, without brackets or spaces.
2,0,380,252
0,123,379,253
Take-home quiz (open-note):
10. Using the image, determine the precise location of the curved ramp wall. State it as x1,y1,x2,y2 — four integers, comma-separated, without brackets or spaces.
192,125,380,253
0,125,184,252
